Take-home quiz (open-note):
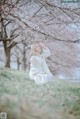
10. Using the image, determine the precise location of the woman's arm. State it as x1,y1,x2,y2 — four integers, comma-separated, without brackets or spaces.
39,43,51,58
42,48,51,58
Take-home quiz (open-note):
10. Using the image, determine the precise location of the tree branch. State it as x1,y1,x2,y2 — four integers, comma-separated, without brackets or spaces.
5,20,12,26
6,12,79,44
8,41,17,49
32,5,43,18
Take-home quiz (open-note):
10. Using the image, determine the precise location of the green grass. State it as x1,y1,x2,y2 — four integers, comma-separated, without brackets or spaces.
0,68,80,119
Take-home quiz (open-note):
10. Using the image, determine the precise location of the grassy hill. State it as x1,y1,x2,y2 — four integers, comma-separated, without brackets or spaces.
0,68,80,119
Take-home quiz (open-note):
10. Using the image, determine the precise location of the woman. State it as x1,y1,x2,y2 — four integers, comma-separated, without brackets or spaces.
29,42,54,84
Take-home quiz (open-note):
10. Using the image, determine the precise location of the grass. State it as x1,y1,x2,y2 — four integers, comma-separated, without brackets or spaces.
0,68,80,119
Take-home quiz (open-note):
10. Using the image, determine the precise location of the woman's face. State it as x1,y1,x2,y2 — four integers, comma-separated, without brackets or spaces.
35,46,42,54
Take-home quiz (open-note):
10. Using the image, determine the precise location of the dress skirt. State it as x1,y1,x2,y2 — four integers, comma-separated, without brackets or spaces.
29,69,53,84
34,73,53,84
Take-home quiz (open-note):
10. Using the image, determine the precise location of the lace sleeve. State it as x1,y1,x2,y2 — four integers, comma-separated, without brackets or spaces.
42,47,51,58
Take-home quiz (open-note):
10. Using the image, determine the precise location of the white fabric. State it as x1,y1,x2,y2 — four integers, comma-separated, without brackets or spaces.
29,48,54,84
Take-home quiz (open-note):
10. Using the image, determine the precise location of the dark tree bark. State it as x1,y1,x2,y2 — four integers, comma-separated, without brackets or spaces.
0,1,20,68
17,56,21,70
22,44,27,70
5,47,10,68
0,17,19,68
2,40,10,68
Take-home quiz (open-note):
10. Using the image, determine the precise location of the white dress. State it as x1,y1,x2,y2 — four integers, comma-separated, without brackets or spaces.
29,48,54,84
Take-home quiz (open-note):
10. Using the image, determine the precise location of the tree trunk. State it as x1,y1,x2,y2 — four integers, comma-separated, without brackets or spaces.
22,45,27,70
22,57,26,70
17,57,20,70
5,48,10,68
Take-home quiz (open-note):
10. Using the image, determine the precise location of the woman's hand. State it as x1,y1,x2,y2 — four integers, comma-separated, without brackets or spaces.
39,42,44,47
39,42,48,49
